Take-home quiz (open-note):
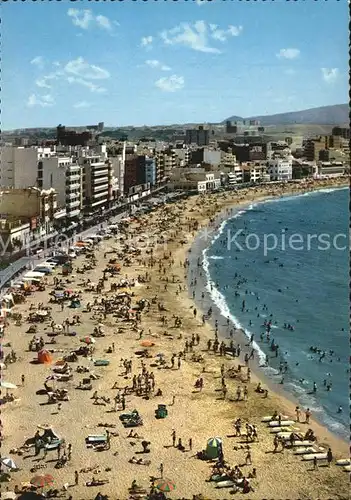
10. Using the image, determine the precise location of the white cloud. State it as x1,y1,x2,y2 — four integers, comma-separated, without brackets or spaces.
155,74,184,92
35,78,51,89
66,76,106,93
284,68,296,76
27,94,55,108
73,101,91,108
160,21,242,53
321,68,339,83
30,56,45,69
276,48,300,59
141,36,153,48
145,60,171,71
35,70,63,89
227,25,243,37
96,15,113,31
68,9,116,32
65,57,110,79
67,9,94,29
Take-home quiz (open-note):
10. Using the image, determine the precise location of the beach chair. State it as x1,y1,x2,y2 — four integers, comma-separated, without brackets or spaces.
155,404,168,419
85,435,107,444
94,359,110,366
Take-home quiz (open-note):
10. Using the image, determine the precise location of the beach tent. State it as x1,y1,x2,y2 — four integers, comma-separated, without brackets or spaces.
37,349,53,364
206,437,222,459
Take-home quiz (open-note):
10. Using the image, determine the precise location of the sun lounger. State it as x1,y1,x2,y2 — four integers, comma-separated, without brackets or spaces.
292,440,315,447
294,447,317,455
86,435,107,443
215,480,235,488
261,415,289,422
343,465,351,472
94,360,110,366
268,420,295,427
270,426,294,433
302,452,327,461
336,459,350,466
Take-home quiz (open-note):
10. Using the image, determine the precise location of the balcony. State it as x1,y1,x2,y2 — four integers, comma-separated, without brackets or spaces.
68,164,81,172
67,208,81,218
66,174,81,182
93,168,109,177
93,175,109,185
93,191,108,199
66,192,80,200
93,183,109,193
91,199,106,207
66,199,80,209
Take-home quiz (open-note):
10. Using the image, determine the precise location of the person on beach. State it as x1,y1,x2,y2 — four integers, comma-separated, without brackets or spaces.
295,406,301,422
305,408,311,424
327,448,333,467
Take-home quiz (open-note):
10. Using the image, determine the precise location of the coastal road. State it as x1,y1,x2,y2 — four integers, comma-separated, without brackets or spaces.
0,188,179,292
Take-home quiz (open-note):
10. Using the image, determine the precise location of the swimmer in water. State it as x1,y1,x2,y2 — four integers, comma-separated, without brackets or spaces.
337,406,342,413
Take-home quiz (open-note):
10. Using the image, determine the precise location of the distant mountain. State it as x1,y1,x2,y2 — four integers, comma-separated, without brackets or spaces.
225,104,349,126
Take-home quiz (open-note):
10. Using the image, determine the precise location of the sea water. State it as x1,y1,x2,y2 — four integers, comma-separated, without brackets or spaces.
203,187,349,439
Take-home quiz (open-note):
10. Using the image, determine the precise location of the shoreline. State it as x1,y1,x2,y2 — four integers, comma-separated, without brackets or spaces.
2,177,349,499
186,184,348,449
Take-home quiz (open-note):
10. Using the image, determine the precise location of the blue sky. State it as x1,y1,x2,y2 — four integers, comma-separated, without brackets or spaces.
2,0,348,129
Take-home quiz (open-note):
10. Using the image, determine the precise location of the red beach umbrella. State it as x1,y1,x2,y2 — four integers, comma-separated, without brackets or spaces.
156,478,176,492
30,474,54,488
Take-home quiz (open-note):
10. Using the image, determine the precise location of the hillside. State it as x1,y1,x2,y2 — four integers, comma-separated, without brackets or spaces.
225,104,349,126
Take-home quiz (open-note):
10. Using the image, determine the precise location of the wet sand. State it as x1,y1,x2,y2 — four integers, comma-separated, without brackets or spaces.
1,178,349,499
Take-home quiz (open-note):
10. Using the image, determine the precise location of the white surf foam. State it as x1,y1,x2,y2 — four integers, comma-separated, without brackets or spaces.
202,246,266,365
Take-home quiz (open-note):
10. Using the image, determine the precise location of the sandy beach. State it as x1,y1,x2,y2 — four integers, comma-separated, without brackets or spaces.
1,178,349,500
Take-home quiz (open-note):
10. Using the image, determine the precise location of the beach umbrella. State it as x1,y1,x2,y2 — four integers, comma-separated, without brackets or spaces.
156,478,176,493
30,474,54,489
0,381,17,390
140,340,155,347
1,458,17,470
81,336,96,344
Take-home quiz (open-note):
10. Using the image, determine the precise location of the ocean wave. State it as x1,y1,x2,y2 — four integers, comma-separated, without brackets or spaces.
202,247,266,364
208,255,224,260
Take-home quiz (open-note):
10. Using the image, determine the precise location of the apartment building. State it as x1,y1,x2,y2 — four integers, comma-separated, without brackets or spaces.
0,145,56,188
316,161,345,178
267,158,293,181
145,157,156,186
242,163,266,183
0,187,57,236
173,147,191,167
332,127,350,140
185,126,210,146
155,150,177,183
109,142,126,197
303,137,329,161
79,155,111,213
191,148,221,167
170,168,221,193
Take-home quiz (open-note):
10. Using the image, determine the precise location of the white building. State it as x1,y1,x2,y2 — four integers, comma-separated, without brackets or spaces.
170,168,221,193
79,155,111,213
38,156,82,220
0,145,56,188
267,158,292,181
109,142,126,197
173,148,191,167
